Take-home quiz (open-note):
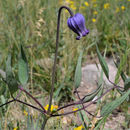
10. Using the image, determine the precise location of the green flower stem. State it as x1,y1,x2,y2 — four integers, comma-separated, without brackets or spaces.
47,6,73,114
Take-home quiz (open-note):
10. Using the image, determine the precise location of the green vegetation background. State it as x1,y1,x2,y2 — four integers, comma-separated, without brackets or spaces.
0,0,130,129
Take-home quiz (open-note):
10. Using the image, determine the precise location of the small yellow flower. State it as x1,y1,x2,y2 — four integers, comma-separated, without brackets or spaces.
44,104,58,111
74,125,84,130
116,7,120,13
121,6,125,11
80,6,85,10
92,0,96,2
23,110,28,116
73,108,78,111
128,0,130,1
73,108,78,116
70,1,74,4
93,11,98,15
92,18,96,23
104,3,110,9
84,2,89,7
93,4,97,7
70,4,76,10
53,105,58,110
13,127,18,130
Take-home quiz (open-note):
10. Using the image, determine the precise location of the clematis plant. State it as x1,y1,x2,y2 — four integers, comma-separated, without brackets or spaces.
0,5,129,130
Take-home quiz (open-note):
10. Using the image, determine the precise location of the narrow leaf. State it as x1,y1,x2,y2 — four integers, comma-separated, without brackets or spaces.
18,45,28,85
78,109,88,129
124,78,130,91
115,53,127,84
82,85,102,103
96,44,109,79
101,89,130,116
74,51,83,89
6,54,18,95
114,60,127,82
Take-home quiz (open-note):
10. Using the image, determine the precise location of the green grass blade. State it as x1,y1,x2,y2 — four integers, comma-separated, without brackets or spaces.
78,106,88,129
115,53,127,84
96,44,109,79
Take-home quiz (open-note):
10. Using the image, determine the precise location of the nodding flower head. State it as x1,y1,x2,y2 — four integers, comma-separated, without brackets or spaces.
67,13,89,40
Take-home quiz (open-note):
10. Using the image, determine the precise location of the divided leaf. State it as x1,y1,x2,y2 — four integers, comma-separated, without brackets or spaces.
101,89,130,116
18,45,29,85
6,54,18,95
96,44,109,79
74,51,83,89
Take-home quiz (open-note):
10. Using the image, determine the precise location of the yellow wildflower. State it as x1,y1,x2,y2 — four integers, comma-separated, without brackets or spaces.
128,0,130,1
93,4,97,7
93,11,98,15
104,3,110,9
116,7,120,13
70,4,76,10
70,1,74,4
92,0,96,2
23,110,28,116
73,107,78,116
74,125,84,130
92,18,96,23
13,127,18,130
121,6,125,11
84,2,89,7
44,104,58,111
80,6,85,10
73,108,78,111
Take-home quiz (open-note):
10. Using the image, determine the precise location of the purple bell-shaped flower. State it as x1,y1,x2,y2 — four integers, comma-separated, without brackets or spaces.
67,13,89,40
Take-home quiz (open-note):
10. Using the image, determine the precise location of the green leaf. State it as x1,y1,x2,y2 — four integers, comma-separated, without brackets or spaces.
96,44,109,79
6,54,18,95
101,89,130,116
114,61,127,82
0,82,6,96
74,51,83,89
82,84,102,103
94,115,108,130
115,53,127,84
78,108,88,129
124,78,130,91
18,45,28,85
